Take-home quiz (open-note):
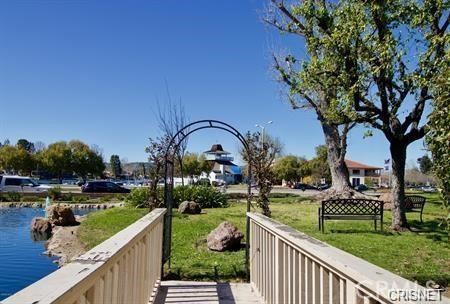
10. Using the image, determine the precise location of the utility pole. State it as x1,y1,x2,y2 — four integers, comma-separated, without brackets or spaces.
255,121,273,144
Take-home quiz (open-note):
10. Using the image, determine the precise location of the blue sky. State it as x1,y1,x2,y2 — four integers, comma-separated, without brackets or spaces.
0,0,426,167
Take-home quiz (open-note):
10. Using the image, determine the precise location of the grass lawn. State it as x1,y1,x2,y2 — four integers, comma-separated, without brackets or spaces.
77,192,449,291
78,207,148,249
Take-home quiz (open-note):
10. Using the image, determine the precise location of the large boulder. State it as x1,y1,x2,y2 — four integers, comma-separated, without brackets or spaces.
31,217,52,234
178,201,201,214
47,205,78,226
207,222,244,252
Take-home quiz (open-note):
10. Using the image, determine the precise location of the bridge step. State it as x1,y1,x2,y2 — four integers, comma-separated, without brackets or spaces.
153,280,263,304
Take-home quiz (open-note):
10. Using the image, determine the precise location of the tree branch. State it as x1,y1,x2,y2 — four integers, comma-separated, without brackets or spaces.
270,0,306,33
439,12,450,34
401,86,430,133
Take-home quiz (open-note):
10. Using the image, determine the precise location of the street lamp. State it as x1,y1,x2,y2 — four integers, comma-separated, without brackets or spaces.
255,121,273,144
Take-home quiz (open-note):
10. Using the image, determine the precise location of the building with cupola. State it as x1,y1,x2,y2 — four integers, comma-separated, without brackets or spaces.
200,144,242,184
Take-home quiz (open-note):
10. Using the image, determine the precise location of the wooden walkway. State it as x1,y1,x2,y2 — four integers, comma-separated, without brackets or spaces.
153,281,263,304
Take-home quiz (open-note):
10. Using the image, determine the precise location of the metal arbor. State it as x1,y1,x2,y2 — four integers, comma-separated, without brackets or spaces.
162,120,252,280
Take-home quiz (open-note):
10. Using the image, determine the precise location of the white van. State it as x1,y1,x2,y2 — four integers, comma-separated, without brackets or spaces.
0,175,51,194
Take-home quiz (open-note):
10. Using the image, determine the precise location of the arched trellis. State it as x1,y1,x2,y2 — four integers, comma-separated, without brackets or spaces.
162,120,253,281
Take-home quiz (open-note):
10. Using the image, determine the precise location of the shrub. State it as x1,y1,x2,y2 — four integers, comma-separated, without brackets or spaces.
48,186,62,200
74,195,89,203
126,187,150,208
196,178,211,187
99,194,115,203
61,192,73,201
7,192,21,202
225,193,248,200
114,194,127,202
20,196,44,202
173,185,227,208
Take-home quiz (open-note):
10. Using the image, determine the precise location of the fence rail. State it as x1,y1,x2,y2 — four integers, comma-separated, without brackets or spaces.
248,212,448,304
3,208,166,304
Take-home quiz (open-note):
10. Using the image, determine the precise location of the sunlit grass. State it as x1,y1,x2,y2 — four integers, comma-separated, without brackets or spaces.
77,192,449,290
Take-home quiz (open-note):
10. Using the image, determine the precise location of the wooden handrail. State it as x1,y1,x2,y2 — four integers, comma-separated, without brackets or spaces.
3,208,166,304
248,212,448,304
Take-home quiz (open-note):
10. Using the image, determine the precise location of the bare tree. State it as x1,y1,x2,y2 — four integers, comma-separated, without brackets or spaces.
156,86,190,185
145,135,171,210
241,132,283,217
34,141,46,153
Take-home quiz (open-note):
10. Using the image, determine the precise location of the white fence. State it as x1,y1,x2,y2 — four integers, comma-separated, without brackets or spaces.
248,212,448,304
3,208,166,304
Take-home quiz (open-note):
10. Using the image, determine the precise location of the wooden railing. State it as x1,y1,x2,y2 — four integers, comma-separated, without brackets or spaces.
248,212,448,304
3,208,166,304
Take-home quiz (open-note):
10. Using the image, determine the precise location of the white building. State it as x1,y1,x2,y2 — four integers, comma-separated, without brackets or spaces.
345,159,382,187
200,144,242,185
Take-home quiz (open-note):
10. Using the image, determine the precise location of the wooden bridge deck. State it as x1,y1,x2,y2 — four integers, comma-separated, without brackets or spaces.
153,281,263,304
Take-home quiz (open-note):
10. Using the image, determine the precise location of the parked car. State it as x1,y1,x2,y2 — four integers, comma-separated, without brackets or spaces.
0,175,51,193
354,184,369,192
317,184,330,191
76,180,86,187
81,181,131,193
293,183,318,191
421,186,436,192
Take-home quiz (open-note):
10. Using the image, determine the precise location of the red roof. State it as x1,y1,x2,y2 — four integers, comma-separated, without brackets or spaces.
345,159,382,170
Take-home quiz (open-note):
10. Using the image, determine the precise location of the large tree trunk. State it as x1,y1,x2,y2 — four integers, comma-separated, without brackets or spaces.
322,123,352,192
390,142,408,230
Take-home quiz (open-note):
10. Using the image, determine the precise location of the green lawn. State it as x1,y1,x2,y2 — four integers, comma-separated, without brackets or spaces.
77,207,148,249
77,193,449,290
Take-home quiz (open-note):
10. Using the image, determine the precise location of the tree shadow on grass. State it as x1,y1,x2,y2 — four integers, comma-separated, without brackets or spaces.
164,265,246,282
410,274,449,293
328,229,395,236
409,219,449,242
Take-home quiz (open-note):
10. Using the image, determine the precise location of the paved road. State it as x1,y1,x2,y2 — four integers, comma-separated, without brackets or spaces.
225,187,319,196
58,184,320,196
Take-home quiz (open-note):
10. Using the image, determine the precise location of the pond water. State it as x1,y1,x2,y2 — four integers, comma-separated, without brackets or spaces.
0,208,94,300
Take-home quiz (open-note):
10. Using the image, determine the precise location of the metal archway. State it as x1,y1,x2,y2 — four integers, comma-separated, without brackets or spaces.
162,120,252,281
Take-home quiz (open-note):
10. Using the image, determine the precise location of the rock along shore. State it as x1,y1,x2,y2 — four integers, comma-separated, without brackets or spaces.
44,215,88,266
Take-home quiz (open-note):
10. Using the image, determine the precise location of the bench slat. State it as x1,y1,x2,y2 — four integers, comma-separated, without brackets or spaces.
319,199,384,233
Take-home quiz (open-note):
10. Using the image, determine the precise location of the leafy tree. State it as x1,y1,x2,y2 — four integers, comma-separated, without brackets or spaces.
69,140,105,181
418,155,433,175
331,0,448,230
426,65,450,239
198,154,214,176
273,155,309,184
309,145,331,185
0,145,35,175
16,139,35,153
268,0,448,230
110,155,122,178
241,132,282,217
266,0,355,193
39,141,72,183
182,153,201,178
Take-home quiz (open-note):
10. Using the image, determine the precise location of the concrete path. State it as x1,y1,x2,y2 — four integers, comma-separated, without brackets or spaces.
153,281,263,304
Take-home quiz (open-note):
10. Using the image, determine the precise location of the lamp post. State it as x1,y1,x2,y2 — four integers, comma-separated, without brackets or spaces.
255,121,273,144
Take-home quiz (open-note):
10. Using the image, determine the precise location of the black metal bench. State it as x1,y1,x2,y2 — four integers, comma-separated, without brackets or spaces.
318,199,384,232
405,195,426,222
